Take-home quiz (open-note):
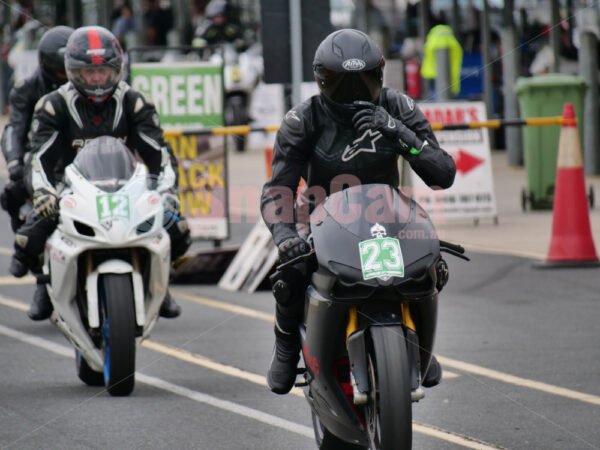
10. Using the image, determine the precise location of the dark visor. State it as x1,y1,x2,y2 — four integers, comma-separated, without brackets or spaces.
316,67,382,104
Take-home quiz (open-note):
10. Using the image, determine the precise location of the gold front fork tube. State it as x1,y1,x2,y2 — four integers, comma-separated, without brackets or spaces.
346,306,358,347
401,303,416,331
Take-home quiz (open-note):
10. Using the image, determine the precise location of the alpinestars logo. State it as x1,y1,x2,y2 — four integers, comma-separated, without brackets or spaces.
341,129,382,162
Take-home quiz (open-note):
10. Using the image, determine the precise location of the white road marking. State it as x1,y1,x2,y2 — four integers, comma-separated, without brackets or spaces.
0,298,501,449
0,322,312,438
136,373,314,437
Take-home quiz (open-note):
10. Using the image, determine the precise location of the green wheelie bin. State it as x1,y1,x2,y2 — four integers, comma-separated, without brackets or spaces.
515,74,587,210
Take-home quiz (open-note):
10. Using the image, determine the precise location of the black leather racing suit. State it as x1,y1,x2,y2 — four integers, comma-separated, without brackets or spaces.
14,80,189,264
0,70,60,230
261,88,456,245
260,87,456,344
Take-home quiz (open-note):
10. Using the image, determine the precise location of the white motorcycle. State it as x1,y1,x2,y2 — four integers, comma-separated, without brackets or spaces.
42,136,171,396
210,42,262,152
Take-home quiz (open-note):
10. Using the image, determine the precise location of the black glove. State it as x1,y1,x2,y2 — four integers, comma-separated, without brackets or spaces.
278,236,309,263
352,101,421,153
7,160,24,181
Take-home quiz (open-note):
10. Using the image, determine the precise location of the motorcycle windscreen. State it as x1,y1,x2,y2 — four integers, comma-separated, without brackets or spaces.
310,184,439,286
73,136,137,192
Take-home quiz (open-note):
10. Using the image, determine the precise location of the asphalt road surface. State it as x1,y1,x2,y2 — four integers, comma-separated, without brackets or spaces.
1,209,599,449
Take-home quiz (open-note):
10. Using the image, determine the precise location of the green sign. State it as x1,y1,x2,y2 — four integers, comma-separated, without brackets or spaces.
130,62,223,129
96,194,130,221
359,237,404,280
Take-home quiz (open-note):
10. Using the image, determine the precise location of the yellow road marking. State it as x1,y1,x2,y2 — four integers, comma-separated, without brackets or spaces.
171,290,600,406
0,295,28,311
413,422,504,450
0,317,502,450
142,339,305,397
0,275,36,286
171,289,274,322
3,283,598,407
438,356,600,406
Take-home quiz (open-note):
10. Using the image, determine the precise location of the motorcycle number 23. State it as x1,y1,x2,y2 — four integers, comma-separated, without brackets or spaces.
359,237,405,280
96,194,130,221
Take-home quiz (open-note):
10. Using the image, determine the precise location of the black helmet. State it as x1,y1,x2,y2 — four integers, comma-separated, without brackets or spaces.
313,29,384,105
65,26,124,103
38,26,74,89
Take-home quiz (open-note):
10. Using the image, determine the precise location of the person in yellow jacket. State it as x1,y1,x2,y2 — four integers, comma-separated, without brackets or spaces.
421,24,463,98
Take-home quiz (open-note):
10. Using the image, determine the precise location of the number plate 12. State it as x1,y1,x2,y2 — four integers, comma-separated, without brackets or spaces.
359,237,404,280
96,194,130,221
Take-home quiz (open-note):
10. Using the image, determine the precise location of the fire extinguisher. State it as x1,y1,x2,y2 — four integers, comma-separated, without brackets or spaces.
405,59,422,99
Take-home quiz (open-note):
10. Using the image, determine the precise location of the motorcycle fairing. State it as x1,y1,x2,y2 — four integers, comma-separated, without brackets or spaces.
310,184,440,299
45,152,170,373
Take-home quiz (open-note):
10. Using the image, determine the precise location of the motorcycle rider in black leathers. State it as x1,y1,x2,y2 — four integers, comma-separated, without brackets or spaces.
261,29,456,394
9,26,190,321
1,26,74,232
193,0,243,48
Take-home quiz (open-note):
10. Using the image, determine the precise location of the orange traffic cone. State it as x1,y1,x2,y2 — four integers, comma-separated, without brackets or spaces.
538,103,599,267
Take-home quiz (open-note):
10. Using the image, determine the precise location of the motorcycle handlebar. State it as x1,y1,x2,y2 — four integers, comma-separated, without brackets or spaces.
275,250,316,271
439,240,470,261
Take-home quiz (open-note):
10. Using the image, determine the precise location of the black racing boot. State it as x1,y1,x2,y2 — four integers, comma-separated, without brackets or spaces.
27,284,53,321
159,290,181,318
267,326,301,395
422,355,442,388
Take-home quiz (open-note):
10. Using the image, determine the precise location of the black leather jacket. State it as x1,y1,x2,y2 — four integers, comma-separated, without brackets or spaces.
28,80,177,194
261,88,456,245
0,70,57,169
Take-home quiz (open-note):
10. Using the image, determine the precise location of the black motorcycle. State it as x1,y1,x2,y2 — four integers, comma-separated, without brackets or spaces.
273,183,468,449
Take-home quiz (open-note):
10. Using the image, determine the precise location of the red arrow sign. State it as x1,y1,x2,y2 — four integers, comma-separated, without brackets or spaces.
452,149,484,175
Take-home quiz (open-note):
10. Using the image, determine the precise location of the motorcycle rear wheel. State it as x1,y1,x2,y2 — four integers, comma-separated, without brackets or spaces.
365,326,412,449
101,273,136,396
75,350,104,386
311,410,367,450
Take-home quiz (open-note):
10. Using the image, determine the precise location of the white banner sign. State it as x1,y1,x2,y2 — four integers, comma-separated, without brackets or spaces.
410,101,497,221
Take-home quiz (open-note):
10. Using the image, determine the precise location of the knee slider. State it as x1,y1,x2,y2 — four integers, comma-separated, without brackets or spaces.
269,265,307,306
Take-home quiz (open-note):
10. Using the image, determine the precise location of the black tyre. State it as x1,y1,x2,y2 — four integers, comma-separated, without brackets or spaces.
75,350,104,386
101,273,136,396
365,326,412,449
311,410,367,450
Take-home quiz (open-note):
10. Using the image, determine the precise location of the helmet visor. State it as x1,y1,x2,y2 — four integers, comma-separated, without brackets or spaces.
67,63,121,100
315,67,382,104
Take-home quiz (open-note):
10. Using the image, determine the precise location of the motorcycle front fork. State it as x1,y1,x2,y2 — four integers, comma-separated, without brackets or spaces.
345,304,424,404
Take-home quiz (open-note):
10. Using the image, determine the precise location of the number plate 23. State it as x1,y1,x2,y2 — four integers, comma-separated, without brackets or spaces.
359,237,404,281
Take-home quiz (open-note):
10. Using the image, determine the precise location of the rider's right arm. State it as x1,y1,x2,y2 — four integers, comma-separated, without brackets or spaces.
260,102,313,246
28,94,68,195
1,78,36,166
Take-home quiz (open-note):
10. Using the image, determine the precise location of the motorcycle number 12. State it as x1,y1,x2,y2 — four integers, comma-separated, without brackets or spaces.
359,237,405,280
96,194,130,221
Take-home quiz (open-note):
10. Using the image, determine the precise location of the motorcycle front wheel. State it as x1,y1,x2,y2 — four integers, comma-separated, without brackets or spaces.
311,410,367,450
365,326,412,449
101,273,136,396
